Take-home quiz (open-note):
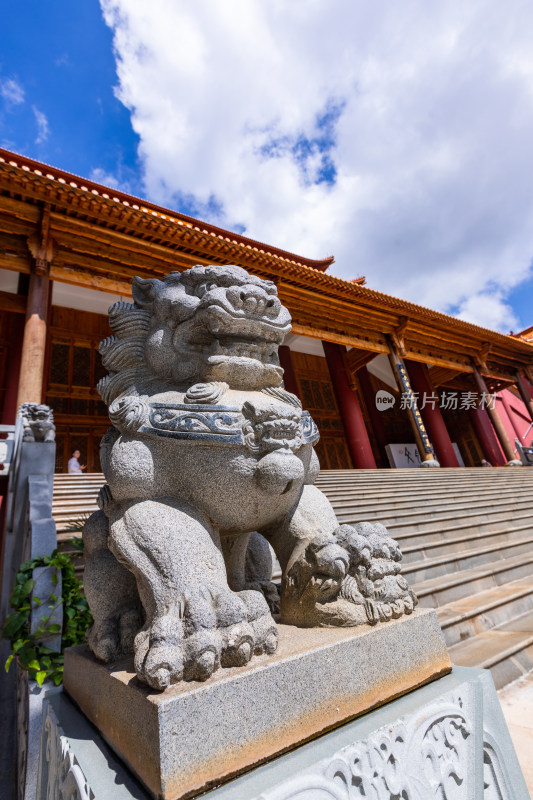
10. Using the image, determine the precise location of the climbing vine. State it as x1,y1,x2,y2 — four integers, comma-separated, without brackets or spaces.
3,540,92,686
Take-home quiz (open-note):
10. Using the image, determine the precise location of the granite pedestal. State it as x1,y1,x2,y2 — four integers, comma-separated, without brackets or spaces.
64,608,450,800
40,664,529,800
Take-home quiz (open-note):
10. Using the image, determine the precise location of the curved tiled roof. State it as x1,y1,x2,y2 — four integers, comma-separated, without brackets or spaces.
0,147,531,359
0,147,338,274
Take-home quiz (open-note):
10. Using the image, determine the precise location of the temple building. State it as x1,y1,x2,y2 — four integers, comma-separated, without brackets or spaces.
0,146,532,472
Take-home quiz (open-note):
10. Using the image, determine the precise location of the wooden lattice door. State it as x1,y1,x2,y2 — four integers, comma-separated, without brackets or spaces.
290,351,353,470
45,306,111,472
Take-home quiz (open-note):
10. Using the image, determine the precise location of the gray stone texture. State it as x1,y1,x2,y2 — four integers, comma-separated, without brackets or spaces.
81,265,419,691
64,608,451,800
205,665,529,800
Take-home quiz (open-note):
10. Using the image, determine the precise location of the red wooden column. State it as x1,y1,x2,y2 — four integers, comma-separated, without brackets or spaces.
515,371,533,423
16,263,50,406
17,208,54,407
468,406,506,466
278,345,301,400
499,391,524,443
357,365,389,464
322,341,377,469
471,363,521,465
1,313,24,424
404,360,460,467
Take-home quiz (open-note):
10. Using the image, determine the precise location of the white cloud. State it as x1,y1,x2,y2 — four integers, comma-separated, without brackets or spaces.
1,78,24,106
90,167,121,189
456,292,519,333
100,0,533,331
32,106,49,144
89,166,139,197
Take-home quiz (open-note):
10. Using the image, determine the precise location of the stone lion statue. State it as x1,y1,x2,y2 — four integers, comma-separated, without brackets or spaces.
83,265,416,690
20,403,55,442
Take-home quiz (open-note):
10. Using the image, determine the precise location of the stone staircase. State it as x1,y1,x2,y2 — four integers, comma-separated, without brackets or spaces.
53,468,533,688
53,473,104,535
316,467,533,689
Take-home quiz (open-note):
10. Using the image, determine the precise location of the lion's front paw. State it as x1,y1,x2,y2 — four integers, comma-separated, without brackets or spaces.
334,521,417,624
280,534,349,625
134,586,278,690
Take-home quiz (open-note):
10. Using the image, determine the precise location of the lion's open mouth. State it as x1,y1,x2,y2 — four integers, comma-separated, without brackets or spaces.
207,336,279,364
261,421,300,440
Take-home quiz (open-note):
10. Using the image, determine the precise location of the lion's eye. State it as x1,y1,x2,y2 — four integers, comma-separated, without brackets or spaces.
195,281,218,298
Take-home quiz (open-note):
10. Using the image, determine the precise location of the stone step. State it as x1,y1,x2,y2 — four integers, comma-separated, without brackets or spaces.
436,577,533,647
328,477,533,494
414,552,533,607
53,485,104,493
323,483,533,509
334,497,532,530
316,478,533,497
54,474,105,490
394,514,533,549
316,466,527,482
52,503,98,530
52,499,100,511
403,533,533,584
400,521,533,564
447,610,533,689
316,476,533,491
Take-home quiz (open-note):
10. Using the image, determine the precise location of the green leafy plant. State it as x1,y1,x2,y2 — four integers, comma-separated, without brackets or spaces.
3,547,92,686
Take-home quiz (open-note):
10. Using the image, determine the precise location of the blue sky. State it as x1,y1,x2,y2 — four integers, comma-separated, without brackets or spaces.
0,2,140,193
2,1,533,334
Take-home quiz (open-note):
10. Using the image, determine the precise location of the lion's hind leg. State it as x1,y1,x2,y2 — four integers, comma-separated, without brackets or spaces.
83,509,143,662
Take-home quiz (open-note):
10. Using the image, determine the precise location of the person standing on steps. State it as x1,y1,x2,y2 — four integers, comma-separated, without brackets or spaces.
67,449,86,474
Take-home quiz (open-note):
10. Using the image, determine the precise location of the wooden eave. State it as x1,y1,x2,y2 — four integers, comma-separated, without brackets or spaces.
0,151,532,379
513,324,533,343
0,149,336,273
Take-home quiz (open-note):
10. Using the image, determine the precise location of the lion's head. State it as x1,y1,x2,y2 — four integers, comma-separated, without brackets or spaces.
98,265,292,405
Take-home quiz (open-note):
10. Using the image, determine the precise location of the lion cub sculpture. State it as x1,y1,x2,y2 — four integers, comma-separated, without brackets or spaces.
83,264,417,690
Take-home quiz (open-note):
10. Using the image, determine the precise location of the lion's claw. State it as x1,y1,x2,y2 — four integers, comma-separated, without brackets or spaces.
135,586,277,689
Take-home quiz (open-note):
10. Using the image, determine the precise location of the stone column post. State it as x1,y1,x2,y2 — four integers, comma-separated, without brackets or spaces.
387,339,439,467
471,363,521,466
404,360,460,468
278,345,301,400
322,341,377,469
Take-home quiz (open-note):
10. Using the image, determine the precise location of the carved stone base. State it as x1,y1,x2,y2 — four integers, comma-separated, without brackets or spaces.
39,664,528,800
206,665,530,800
63,609,450,800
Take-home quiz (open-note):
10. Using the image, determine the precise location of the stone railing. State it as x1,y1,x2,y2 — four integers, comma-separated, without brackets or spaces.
0,404,59,800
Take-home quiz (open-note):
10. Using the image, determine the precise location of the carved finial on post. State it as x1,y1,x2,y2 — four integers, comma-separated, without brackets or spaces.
19,403,55,442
